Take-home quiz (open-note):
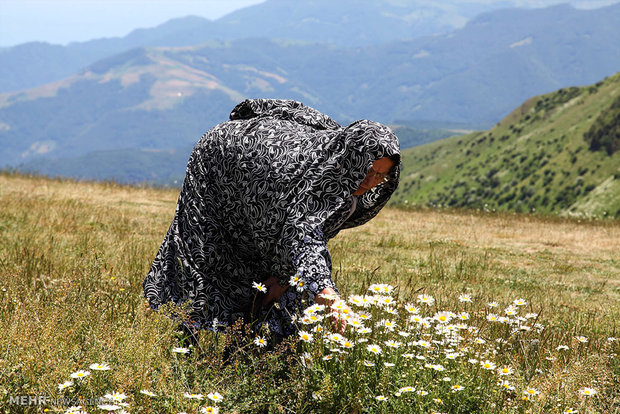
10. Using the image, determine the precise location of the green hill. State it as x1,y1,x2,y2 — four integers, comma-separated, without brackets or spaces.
393,73,620,219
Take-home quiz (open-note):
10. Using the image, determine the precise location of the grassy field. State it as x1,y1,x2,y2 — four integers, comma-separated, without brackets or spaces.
0,172,618,413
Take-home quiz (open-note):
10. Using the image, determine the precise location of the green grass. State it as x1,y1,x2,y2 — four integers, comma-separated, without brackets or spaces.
0,172,618,413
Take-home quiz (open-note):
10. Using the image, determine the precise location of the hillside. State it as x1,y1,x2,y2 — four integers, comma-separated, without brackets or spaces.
2,4,619,171
392,73,620,219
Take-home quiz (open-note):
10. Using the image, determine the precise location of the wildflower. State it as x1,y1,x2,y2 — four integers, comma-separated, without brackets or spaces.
398,331,410,337
328,333,344,342
201,407,220,414
254,336,267,347
207,392,224,402
445,353,459,360
468,358,478,364
358,327,372,334
417,340,431,349
433,311,453,324
140,390,157,397
384,362,395,367
404,303,420,314
340,340,355,349
305,303,326,314
480,360,496,370
402,353,415,359
379,319,397,331
64,406,84,414
319,291,339,301
348,318,363,328
410,314,424,323
322,355,333,361
417,294,435,306
97,404,121,411
504,305,518,316
452,384,464,391
498,366,514,376
575,336,588,343
442,377,451,382
513,298,527,306
578,387,597,396
363,360,375,367
486,314,499,322
474,337,486,345
563,409,578,413
487,301,499,308
386,306,398,315
70,370,90,379
298,330,314,342
417,390,428,396
399,386,415,393
103,391,127,402
358,313,371,320
58,381,73,391
375,395,388,401
172,347,190,354
523,387,539,396
499,380,515,391
457,312,470,321
608,337,617,342
184,393,204,400
252,281,267,292
366,344,382,355
525,312,538,319
89,363,111,371
458,294,472,303
384,339,401,349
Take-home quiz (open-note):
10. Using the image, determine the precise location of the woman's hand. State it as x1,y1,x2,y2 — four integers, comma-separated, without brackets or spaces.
317,287,347,333
262,276,289,305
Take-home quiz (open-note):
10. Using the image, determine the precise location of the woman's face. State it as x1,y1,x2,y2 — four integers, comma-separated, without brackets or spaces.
353,157,396,196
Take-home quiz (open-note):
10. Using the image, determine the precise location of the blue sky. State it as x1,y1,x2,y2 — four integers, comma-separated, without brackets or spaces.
1,0,618,47
0,0,265,47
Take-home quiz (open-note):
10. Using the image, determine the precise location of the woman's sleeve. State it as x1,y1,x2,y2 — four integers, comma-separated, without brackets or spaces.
283,228,339,296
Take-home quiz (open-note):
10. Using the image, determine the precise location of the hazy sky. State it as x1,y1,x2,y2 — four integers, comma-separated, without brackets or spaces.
1,0,618,47
0,0,265,47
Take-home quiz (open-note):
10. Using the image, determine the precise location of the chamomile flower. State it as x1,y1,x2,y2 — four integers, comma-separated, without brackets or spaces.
252,281,267,293
328,333,344,342
207,392,224,402
298,330,314,342
140,390,157,397
201,407,219,414
575,336,588,343
103,391,127,403
366,344,383,355
486,313,499,322
578,387,597,396
184,393,204,400
499,380,515,391
404,303,420,314
504,305,518,316
358,327,372,334
384,362,395,367
254,336,267,347
523,387,539,397
563,409,578,414
417,294,435,306
525,312,538,319
340,340,355,349
513,298,527,306
556,344,569,351
89,363,111,371
70,370,90,380
399,386,415,393
58,381,73,391
375,395,388,401
384,339,401,349
487,301,499,308
498,367,514,376
433,311,453,324
480,360,496,370
457,312,470,321
363,360,376,367
474,337,486,345
451,384,464,392
172,347,190,354
64,406,83,414
458,294,472,303
417,390,428,396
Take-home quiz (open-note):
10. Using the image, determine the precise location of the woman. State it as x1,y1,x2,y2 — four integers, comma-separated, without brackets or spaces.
143,99,400,338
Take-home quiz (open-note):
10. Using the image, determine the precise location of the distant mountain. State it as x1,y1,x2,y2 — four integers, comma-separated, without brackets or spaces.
0,0,510,93
1,4,618,169
392,72,620,219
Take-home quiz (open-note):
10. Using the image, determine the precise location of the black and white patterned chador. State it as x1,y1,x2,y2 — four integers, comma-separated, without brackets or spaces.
143,99,400,336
